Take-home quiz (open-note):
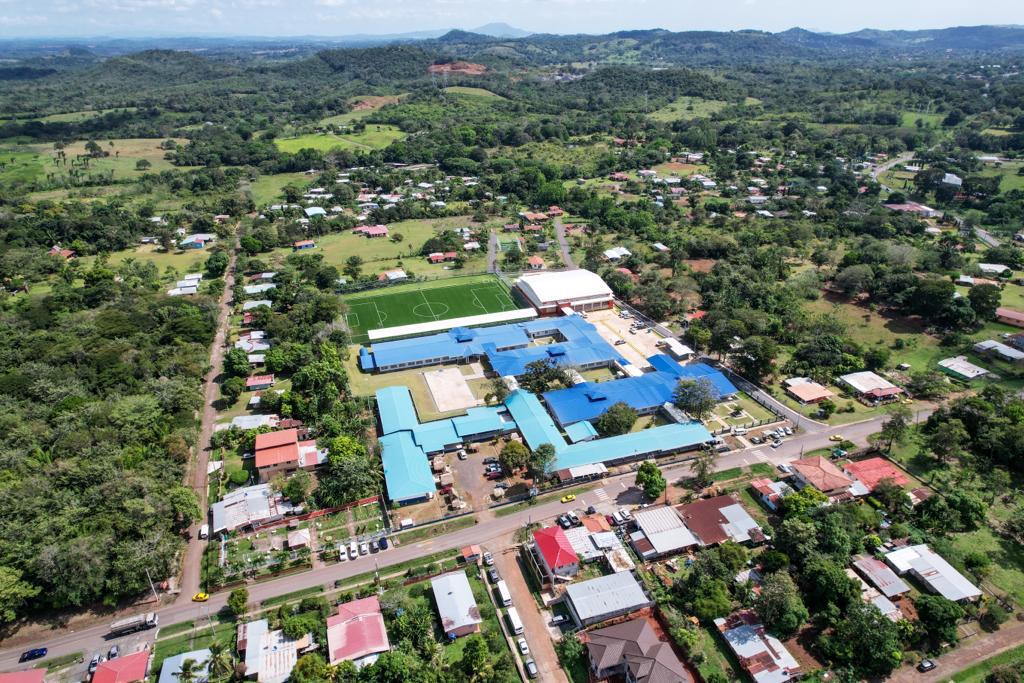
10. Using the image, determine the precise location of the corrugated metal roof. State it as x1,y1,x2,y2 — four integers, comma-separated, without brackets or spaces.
565,572,651,623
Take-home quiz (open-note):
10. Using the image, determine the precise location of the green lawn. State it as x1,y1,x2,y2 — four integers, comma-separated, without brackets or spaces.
243,171,309,206
977,160,1024,193
950,642,1024,683
648,96,730,122
443,86,507,100
342,274,522,342
274,125,405,153
900,111,944,128
945,526,1024,604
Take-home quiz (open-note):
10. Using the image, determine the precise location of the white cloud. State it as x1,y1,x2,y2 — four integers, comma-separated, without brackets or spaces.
0,13,47,25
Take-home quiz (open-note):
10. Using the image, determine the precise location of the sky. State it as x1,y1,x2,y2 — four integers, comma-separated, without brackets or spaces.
2,0,1024,38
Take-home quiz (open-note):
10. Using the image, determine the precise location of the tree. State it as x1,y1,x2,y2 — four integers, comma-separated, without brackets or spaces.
223,348,251,378
316,436,379,507
484,376,509,405
835,264,874,296
227,587,249,617
343,255,363,280
499,440,530,473
519,358,572,394
135,159,152,171
220,376,245,405
879,403,913,451
673,377,717,420
174,658,203,682
205,250,229,277
780,487,827,518
594,401,638,436
291,653,330,683
690,449,716,489
1004,504,1024,544
916,594,965,645
928,418,969,463
689,578,733,621
529,443,557,479
756,572,808,637
818,398,836,418
968,283,1001,321
0,566,40,623
636,461,667,500
801,557,859,613
283,470,312,504
819,602,903,677
734,336,777,382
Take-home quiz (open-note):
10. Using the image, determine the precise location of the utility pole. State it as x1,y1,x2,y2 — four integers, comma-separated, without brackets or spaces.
144,568,159,604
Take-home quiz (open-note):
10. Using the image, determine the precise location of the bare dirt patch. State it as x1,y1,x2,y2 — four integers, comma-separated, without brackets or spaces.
683,258,717,273
428,61,487,76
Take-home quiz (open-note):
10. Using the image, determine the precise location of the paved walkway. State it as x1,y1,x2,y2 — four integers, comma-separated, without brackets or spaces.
553,217,574,268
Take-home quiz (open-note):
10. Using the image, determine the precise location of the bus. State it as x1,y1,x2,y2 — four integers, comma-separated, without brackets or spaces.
506,607,524,635
495,580,512,607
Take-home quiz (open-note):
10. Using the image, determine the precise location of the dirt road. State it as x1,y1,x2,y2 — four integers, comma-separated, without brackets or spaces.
890,620,1024,682
178,248,237,600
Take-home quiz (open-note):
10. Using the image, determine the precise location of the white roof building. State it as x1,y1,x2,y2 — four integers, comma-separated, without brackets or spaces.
629,506,698,558
304,207,327,217
229,414,280,430
884,544,981,602
210,484,293,534
242,300,273,311
515,269,614,314
244,283,277,295
938,356,989,380
978,263,1011,275
715,613,801,683
168,286,198,297
603,246,632,261
564,572,653,626
237,619,312,683
430,571,482,637
838,371,901,396
974,340,1024,362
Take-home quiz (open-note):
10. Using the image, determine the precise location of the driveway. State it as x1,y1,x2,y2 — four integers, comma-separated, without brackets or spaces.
490,542,568,683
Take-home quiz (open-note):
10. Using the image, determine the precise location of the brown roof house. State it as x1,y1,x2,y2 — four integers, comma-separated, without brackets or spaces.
585,616,692,683
790,455,854,498
675,495,764,546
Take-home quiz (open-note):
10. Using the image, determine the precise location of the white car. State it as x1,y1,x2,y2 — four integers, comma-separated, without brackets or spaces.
483,551,494,566
517,637,530,655
359,542,369,555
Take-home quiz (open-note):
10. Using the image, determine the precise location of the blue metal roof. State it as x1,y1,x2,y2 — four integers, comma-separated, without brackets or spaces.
451,407,514,438
565,420,598,443
367,324,530,369
504,390,567,451
376,386,419,434
359,347,377,371
647,356,738,397
380,431,436,502
553,422,713,470
412,419,461,453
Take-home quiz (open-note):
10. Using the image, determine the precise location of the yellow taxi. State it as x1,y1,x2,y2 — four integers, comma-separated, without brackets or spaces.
192,592,210,602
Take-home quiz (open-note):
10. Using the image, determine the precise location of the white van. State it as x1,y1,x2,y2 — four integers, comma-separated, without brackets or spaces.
198,524,209,540
506,607,524,635
496,580,513,607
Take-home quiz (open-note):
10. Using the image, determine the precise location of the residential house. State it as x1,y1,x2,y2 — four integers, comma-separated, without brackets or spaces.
430,571,482,638
675,495,763,546
531,526,580,582
292,240,316,251
427,251,458,264
978,263,1011,276
304,207,326,218
843,457,908,492
838,371,905,404
158,650,211,683
852,556,910,599
790,455,855,498
48,244,75,259
93,651,150,683
210,483,293,534
996,307,1024,328
749,478,793,512
527,255,545,270
246,374,275,391
326,597,390,668
973,339,1024,364
287,528,310,549
253,428,327,483
242,300,272,312
938,356,989,381
564,572,653,627
603,246,632,261
783,377,834,404
714,611,801,683
584,616,692,683
884,544,981,602
0,672,44,683
547,206,565,217
378,269,408,283
353,225,389,238
628,506,698,560
237,619,313,683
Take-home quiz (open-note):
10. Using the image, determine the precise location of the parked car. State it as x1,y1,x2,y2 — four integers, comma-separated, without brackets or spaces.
370,539,379,552
483,551,494,566
20,648,47,663
108,645,119,660
359,542,369,555
558,515,572,529
783,426,793,436
488,567,500,582
517,637,530,655
483,457,498,465
378,536,389,550
494,482,509,489
917,659,937,673
750,436,763,444
486,470,504,480
732,427,747,436
89,654,104,675
457,450,468,460
525,659,539,679
348,541,358,559
614,339,627,346
829,434,844,442
770,440,782,449
777,463,793,474
551,615,568,625
586,505,597,515
606,514,618,526
567,510,580,526
618,508,632,520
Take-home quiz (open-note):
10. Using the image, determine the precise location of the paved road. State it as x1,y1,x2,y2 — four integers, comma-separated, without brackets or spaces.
890,619,1024,682
871,152,916,193
976,227,1001,248
179,248,237,601
487,228,499,273
552,218,575,268
0,409,917,672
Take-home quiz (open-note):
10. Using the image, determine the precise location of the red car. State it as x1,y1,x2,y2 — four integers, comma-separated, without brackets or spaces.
486,470,504,480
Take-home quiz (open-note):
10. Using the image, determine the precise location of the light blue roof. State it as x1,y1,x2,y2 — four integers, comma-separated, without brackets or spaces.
159,649,212,683
451,406,514,437
504,390,567,451
565,420,599,442
553,422,713,470
543,356,737,426
380,431,436,502
368,324,530,369
413,419,461,453
485,340,621,377
377,386,418,434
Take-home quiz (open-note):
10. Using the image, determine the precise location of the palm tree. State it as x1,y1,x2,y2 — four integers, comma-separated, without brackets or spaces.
174,658,202,682
206,640,235,681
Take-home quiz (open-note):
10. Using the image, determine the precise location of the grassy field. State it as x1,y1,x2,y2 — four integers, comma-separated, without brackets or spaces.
319,95,406,126
342,274,521,341
900,111,944,128
274,125,405,153
75,244,209,275
648,96,730,122
443,86,506,100
39,107,138,123
978,160,1024,193
243,171,309,206
951,643,1024,683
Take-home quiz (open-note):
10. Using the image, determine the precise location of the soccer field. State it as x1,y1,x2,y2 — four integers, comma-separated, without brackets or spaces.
342,276,523,342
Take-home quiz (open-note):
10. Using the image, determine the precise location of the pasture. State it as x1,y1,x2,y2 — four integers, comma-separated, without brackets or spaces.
274,125,405,153
342,275,521,342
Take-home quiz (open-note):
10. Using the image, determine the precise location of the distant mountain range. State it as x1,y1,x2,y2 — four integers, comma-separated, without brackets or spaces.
2,24,1024,65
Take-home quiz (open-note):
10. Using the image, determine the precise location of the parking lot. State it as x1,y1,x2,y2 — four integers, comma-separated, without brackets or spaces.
587,308,665,368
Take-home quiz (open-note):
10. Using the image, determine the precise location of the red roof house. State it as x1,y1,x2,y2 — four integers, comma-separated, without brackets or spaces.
245,374,275,390
527,255,545,270
326,597,390,668
547,206,565,217
254,429,325,481
92,650,149,683
292,239,316,250
843,458,908,491
353,225,389,238
791,456,853,496
532,526,579,581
